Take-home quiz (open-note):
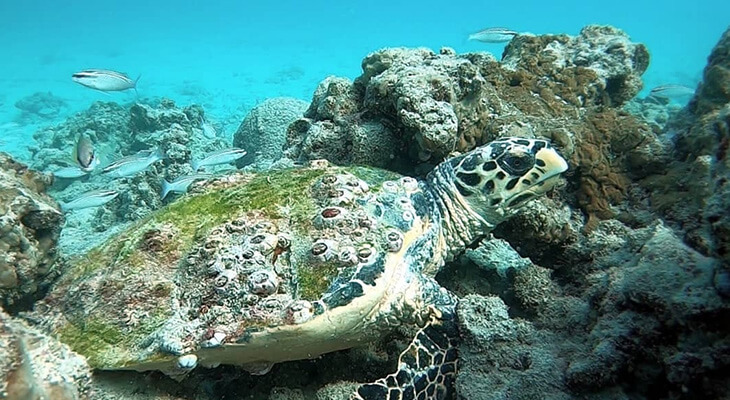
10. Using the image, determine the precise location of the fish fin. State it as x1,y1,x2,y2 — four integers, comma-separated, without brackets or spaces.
93,88,112,97
161,179,171,200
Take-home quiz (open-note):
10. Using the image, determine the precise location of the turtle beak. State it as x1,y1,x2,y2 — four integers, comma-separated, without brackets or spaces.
536,147,569,179
506,146,568,204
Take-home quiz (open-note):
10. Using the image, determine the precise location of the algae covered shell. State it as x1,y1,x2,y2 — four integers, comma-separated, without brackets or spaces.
36,163,422,372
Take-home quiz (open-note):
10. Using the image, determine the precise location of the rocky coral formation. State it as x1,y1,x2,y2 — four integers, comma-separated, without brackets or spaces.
624,96,685,132
638,27,730,271
285,25,660,228
233,97,308,167
0,309,92,399
449,222,729,400
14,91,68,121
0,153,63,310
502,25,649,106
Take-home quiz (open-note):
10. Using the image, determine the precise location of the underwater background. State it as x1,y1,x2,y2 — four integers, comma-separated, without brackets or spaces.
1,0,728,159
2,1,730,400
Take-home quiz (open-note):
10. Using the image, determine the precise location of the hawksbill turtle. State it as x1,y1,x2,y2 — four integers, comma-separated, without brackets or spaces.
36,137,568,399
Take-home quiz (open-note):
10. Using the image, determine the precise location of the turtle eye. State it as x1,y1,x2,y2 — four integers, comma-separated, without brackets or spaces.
498,152,534,176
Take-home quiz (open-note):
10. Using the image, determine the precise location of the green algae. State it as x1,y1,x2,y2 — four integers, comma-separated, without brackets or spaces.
156,168,325,244
297,260,341,301
57,319,124,367
57,307,172,369
347,165,401,187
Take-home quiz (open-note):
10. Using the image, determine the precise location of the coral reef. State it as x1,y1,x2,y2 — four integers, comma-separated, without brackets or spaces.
638,27,730,268
0,153,63,310
449,222,729,399
456,295,572,400
502,25,649,106
233,97,308,167
0,309,92,399
624,96,685,132
9,25,730,400
30,99,228,254
14,91,68,121
284,25,659,228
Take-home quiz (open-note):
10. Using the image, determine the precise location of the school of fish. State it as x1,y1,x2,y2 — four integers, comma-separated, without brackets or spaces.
54,132,246,211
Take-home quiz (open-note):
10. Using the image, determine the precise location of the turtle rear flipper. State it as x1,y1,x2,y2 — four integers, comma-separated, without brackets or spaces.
353,306,459,400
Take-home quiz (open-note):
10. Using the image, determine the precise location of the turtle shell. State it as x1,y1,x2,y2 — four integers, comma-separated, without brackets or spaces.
37,163,435,372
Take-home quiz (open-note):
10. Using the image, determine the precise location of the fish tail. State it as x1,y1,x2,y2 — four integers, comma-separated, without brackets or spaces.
191,160,199,172
155,146,166,160
59,201,68,213
134,74,141,98
161,179,171,200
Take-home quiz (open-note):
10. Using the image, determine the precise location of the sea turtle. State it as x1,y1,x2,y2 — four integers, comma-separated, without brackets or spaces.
36,137,568,399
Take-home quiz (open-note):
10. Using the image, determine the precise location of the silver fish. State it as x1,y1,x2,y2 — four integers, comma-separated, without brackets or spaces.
72,69,140,93
102,147,165,178
201,122,217,138
468,27,519,43
74,133,98,171
60,189,118,212
53,166,89,179
160,173,213,200
649,84,695,99
192,148,247,171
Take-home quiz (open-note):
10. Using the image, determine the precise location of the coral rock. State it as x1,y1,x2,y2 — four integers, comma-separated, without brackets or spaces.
503,25,649,106
646,27,730,267
233,97,308,166
0,154,62,309
0,309,91,399
14,91,67,120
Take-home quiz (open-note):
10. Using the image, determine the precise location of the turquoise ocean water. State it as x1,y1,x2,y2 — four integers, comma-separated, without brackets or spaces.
0,0,728,160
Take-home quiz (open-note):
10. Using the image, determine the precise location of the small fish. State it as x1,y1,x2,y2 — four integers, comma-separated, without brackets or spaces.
74,133,98,171
192,148,247,171
160,173,213,200
72,69,141,94
201,122,217,138
53,166,89,179
468,27,519,43
649,84,695,99
60,189,118,212
102,147,165,178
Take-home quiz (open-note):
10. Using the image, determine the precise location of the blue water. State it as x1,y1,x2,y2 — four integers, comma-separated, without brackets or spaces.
1,0,728,160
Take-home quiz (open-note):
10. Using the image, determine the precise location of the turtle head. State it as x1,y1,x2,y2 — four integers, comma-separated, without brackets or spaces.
447,137,568,223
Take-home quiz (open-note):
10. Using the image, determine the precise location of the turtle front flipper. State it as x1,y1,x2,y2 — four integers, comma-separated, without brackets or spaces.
352,304,459,400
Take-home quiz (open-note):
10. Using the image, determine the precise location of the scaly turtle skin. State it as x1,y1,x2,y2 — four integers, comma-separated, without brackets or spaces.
36,137,568,399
